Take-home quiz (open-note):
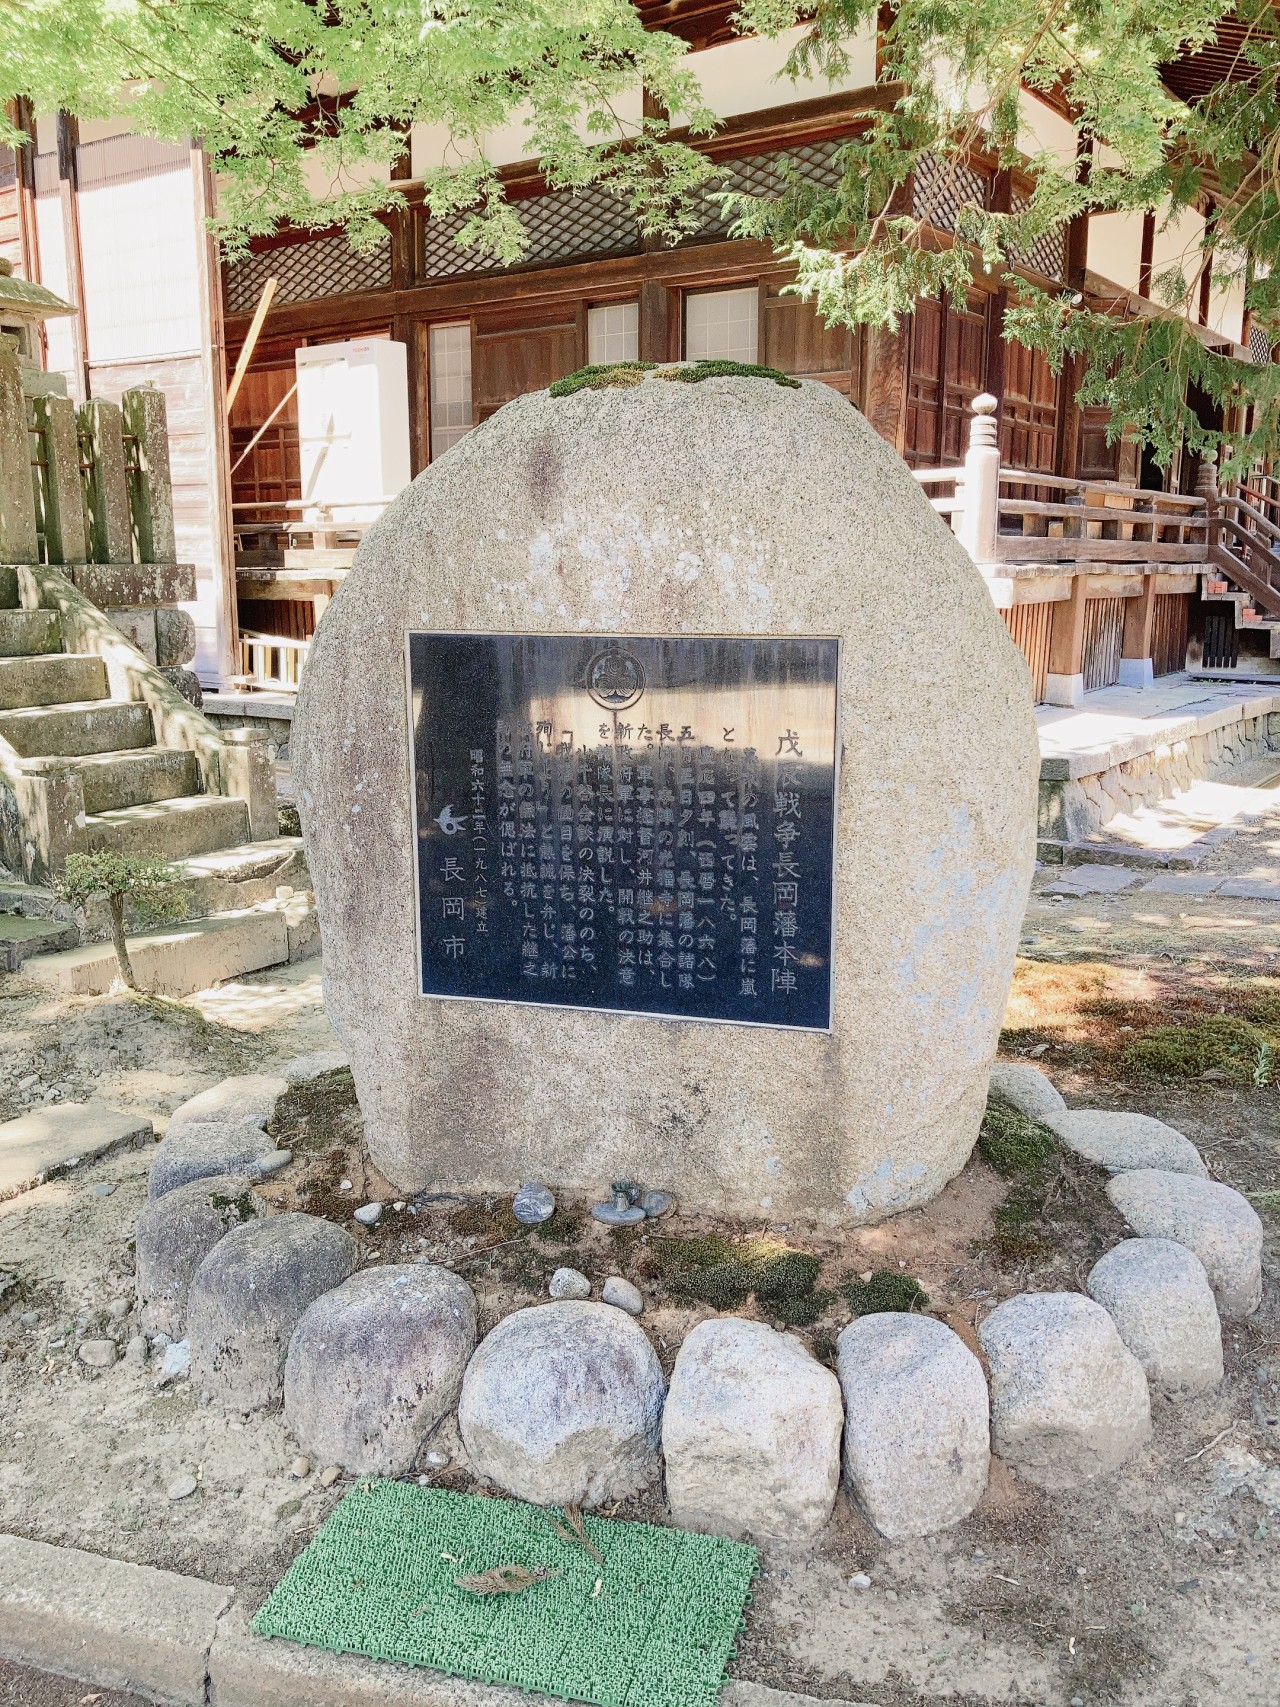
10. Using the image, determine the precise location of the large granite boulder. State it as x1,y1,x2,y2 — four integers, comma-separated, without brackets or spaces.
136,1173,264,1337
293,373,1038,1221
662,1318,843,1541
1107,1170,1263,1320
187,1213,357,1412
978,1292,1151,1489
458,1302,664,1507
1086,1239,1222,1397
283,1265,476,1475
836,1314,989,1537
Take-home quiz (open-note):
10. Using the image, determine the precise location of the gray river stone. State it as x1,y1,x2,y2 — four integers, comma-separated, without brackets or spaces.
284,1265,477,1476
187,1213,357,1413
136,1173,264,1338
1107,1170,1264,1320
458,1301,664,1506
1086,1238,1223,1396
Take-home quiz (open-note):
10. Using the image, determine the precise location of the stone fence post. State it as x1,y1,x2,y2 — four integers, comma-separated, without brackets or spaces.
957,393,1001,566
123,384,176,563
30,394,88,564
0,339,38,563
80,398,133,564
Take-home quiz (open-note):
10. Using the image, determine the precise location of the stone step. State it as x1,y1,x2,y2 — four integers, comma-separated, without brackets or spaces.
84,794,251,862
0,610,61,658
0,652,108,712
76,747,201,815
0,698,153,758
0,914,77,971
22,904,293,998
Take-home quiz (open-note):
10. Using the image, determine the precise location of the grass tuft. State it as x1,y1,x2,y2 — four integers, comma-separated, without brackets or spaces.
649,1233,827,1320
656,359,801,388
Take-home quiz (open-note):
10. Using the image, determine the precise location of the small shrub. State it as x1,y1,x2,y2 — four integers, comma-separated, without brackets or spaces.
1121,1014,1275,1085
55,851,182,990
978,1093,1059,1177
842,1269,930,1316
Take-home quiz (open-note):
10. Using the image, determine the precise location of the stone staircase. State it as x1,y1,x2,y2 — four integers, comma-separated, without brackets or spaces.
0,569,317,993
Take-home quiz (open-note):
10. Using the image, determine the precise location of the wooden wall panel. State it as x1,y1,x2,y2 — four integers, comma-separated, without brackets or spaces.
1082,595,1124,691
1002,601,1052,704
472,303,583,420
1151,591,1190,676
903,291,990,466
761,284,860,400
1001,340,1059,474
1078,406,1122,482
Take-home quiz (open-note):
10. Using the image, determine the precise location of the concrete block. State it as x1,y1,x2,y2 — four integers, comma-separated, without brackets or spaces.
1217,876,1280,901
122,385,177,563
80,398,133,565
1043,864,1140,896
69,561,198,607
0,609,60,657
0,1532,230,1705
24,906,289,997
0,913,76,971
77,747,200,814
1139,873,1224,897
0,698,152,759
0,653,108,712
0,1100,153,1201
84,793,250,862
106,607,159,664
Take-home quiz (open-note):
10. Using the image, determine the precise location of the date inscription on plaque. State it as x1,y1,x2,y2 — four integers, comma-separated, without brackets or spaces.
408,633,839,1030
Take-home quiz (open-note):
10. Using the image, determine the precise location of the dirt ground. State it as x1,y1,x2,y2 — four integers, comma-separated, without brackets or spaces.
0,809,1277,1707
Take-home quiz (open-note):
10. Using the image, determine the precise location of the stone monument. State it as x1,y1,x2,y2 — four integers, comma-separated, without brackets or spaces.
294,367,1038,1221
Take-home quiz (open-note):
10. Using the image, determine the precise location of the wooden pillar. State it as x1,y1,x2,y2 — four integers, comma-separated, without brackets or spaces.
863,322,908,452
55,113,90,402
30,393,87,563
1119,578,1156,687
638,280,674,363
1045,576,1088,706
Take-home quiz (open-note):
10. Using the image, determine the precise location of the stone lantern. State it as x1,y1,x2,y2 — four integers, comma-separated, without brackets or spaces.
0,257,76,397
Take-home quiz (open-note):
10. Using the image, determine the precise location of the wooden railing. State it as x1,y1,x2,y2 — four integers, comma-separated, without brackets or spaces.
914,394,1210,573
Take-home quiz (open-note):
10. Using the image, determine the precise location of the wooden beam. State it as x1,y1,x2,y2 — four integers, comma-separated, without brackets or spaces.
225,276,278,417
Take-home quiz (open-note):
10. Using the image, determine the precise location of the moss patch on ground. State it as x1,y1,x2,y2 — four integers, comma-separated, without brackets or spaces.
1121,1014,1276,1085
841,1269,930,1316
978,1093,1060,1177
268,1068,360,1154
646,1233,830,1326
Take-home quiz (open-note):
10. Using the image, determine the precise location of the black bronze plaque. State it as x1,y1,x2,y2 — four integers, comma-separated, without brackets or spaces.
407,633,839,1030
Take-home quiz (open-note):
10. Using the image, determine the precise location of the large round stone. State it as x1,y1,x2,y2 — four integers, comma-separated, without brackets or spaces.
1086,1239,1223,1397
147,1119,279,1201
293,375,1037,1222
987,1062,1067,1128
662,1318,843,1541
188,1213,357,1413
978,1292,1151,1489
136,1173,264,1337
1054,1110,1207,1177
283,1265,477,1475
1106,1170,1264,1321
458,1301,664,1507
836,1314,989,1538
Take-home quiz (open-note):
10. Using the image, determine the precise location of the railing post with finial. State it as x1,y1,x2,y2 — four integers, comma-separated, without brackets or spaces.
958,393,1000,566
1195,449,1219,560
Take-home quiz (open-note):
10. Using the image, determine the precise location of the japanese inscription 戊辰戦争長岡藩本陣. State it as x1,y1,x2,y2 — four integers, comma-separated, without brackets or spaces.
407,633,839,1030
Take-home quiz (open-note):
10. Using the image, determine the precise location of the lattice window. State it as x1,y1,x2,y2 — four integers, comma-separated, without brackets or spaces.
420,182,640,282
912,152,990,233
683,139,848,241
1008,186,1066,282
1248,321,1275,365
224,232,392,315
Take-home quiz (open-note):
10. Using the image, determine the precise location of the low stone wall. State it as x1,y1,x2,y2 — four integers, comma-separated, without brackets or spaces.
1040,706,1280,845
202,695,293,771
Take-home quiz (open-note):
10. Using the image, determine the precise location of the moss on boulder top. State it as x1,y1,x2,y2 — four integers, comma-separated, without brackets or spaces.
550,358,800,398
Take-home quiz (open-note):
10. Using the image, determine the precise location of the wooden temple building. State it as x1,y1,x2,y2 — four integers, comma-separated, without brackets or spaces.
2,4,1279,708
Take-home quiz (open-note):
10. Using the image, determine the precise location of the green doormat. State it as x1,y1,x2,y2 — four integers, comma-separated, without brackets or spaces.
252,1479,758,1707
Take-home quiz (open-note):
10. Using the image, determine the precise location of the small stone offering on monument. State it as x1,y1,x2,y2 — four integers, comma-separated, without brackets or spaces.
295,368,1037,1221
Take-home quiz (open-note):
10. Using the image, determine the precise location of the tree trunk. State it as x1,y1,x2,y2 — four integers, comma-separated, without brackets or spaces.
108,894,137,990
